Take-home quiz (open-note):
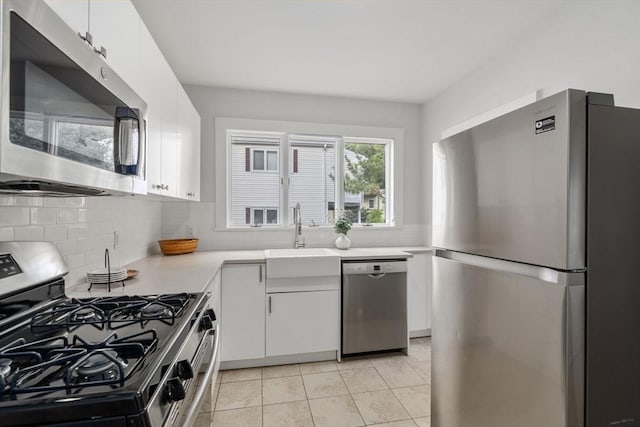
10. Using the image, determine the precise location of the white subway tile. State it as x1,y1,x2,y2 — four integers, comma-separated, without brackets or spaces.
85,197,108,209
77,237,91,252
0,196,16,206
14,197,43,207
0,207,30,227
30,207,58,225
44,224,68,241
56,239,78,256
14,226,44,241
93,234,113,250
64,253,86,270
44,197,86,208
57,208,79,224
77,209,88,223
86,209,114,223
0,227,14,241
88,222,114,237
85,249,106,265
68,224,88,239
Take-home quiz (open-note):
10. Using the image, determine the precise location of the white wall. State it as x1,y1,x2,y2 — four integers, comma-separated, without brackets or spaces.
162,86,426,250
0,196,162,287
422,0,640,244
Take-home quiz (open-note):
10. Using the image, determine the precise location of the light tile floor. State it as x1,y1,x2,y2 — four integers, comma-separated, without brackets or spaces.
194,337,431,427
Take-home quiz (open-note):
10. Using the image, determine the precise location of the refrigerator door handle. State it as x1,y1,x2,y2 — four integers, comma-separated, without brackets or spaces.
434,249,585,286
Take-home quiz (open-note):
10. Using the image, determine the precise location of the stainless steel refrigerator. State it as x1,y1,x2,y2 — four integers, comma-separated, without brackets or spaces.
432,89,640,427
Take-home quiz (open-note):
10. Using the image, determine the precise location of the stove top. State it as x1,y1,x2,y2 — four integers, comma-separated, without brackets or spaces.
0,293,197,401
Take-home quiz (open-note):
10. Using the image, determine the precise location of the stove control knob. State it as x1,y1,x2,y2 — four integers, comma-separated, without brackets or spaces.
200,314,214,331
164,378,186,403
205,309,217,322
176,360,194,380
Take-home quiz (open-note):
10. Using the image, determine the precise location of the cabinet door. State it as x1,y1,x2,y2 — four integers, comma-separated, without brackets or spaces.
408,253,432,335
177,86,200,200
160,80,178,197
44,0,89,39
266,290,339,357
90,0,141,93
138,24,162,194
221,264,265,362
138,21,178,197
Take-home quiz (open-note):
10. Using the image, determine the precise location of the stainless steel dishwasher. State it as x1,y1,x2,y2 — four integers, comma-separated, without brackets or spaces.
342,259,408,355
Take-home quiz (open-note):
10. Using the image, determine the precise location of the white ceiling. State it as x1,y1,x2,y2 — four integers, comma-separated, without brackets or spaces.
132,0,567,103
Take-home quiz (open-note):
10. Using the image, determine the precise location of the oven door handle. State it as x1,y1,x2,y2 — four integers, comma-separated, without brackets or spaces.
181,324,220,427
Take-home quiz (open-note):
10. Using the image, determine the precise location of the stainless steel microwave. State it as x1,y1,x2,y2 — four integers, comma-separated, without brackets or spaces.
0,0,147,196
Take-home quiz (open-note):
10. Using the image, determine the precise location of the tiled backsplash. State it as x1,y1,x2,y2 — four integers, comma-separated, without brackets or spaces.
0,195,162,286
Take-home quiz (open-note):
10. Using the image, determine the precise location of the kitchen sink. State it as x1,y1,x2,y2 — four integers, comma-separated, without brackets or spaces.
264,248,336,258
264,248,340,292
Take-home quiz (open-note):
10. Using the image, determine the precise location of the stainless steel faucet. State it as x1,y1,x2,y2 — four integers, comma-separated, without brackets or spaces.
294,202,305,248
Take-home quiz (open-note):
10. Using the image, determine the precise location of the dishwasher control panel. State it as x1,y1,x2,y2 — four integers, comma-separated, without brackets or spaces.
342,260,408,275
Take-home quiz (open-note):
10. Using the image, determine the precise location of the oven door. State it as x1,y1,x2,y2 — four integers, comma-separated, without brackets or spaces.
0,0,147,194
175,323,220,427
148,307,219,427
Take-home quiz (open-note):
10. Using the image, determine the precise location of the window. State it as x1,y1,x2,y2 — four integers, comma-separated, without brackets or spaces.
253,149,278,171
226,128,395,228
248,208,278,225
288,135,337,225
230,132,281,226
343,138,391,224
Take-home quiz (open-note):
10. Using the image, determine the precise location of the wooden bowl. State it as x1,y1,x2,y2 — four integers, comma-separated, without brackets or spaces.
158,238,199,255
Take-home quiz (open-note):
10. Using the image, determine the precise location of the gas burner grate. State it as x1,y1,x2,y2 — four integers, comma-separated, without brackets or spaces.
107,294,190,329
31,302,109,333
0,330,158,398
29,294,191,333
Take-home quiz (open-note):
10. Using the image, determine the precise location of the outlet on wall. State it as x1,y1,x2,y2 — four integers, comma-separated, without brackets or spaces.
186,225,196,237
113,231,120,249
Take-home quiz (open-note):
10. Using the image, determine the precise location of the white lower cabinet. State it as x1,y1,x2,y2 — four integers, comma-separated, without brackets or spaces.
266,291,340,357
220,264,265,362
407,253,432,336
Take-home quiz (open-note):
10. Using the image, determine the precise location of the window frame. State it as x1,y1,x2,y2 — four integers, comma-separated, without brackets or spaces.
217,118,404,231
250,207,279,226
251,148,278,172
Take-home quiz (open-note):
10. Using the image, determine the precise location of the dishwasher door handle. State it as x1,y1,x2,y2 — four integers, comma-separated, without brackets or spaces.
367,273,387,279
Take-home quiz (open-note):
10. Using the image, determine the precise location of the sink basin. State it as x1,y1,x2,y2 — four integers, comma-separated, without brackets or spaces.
265,248,340,292
264,248,336,258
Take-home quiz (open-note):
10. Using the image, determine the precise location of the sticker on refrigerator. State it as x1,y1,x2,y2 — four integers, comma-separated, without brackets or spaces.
535,116,555,134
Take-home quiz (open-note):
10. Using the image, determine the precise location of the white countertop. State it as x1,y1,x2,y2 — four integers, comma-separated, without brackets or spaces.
65,246,431,298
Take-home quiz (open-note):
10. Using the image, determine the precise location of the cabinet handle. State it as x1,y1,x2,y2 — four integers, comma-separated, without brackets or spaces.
268,295,272,314
94,45,107,58
258,265,263,283
78,31,93,46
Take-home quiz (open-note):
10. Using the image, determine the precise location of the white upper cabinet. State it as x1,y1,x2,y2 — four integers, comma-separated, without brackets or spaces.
44,0,88,37
46,0,201,201
44,0,140,92
139,22,178,198
89,0,140,93
159,80,178,197
177,86,201,201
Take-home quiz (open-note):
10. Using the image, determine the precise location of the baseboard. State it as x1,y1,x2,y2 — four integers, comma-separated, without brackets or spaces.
220,350,338,370
410,329,432,338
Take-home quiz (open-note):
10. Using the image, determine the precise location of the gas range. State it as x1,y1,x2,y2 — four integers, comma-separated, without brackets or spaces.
0,242,219,427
